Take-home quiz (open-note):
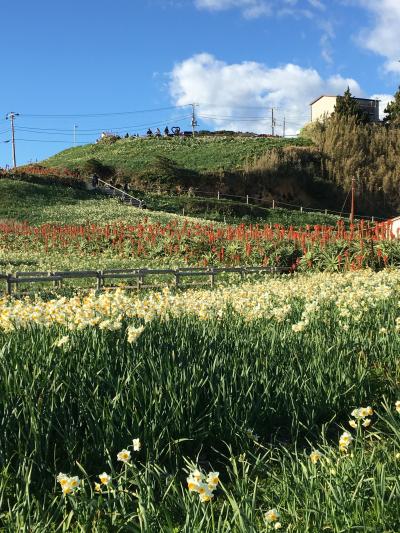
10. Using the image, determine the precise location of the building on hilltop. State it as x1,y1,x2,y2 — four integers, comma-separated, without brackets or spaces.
310,95,380,123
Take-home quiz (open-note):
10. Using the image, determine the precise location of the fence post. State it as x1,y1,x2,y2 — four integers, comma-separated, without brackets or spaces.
50,271,58,288
175,272,180,287
97,271,103,290
137,270,142,290
182,208,185,216
371,216,374,222
210,267,215,288
6,273,12,296
246,195,249,204
272,200,275,209
300,206,303,213
325,209,328,215
217,191,220,200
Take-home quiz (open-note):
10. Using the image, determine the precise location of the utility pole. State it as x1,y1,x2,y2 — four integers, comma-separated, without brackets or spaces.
73,124,78,146
191,103,198,137
350,176,355,224
283,116,286,138
271,108,275,136
6,112,19,169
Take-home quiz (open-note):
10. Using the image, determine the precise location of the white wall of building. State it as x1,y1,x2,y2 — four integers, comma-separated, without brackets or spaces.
311,96,379,122
311,96,337,122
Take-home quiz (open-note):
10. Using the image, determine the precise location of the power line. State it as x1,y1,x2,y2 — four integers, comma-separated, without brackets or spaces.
14,115,193,134
15,138,87,144
20,104,191,118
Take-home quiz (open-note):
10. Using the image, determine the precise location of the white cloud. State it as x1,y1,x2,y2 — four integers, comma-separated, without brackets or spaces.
319,20,335,64
195,0,271,18
357,0,400,73
308,0,325,9
370,93,394,120
195,0,333,63
170,54,362,134
194,0,325,18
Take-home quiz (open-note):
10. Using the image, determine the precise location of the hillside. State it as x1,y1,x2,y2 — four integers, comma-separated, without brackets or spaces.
0,178,339,227
40,135,348,217
43,135,311,174
0,177,343,276
0,179,197,226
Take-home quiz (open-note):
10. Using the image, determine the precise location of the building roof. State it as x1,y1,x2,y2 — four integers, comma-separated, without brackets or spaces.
310,95,336,105
310,95,380,106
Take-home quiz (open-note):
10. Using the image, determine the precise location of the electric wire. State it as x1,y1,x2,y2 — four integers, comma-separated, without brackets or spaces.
20,105,191,118
14,115,193,135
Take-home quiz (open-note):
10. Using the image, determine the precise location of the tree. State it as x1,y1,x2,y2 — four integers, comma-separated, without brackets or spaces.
383,86,400,126
334,87,368,123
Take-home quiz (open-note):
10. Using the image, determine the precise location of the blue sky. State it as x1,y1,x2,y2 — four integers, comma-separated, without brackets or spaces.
1,0,399,167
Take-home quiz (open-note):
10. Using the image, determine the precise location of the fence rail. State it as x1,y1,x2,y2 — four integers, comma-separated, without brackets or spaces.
2,265,290,296
177,188,386,222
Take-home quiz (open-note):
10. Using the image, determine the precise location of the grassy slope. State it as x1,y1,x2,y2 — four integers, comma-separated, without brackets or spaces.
0,178,339,227
0,179,197,226
43,135,311,173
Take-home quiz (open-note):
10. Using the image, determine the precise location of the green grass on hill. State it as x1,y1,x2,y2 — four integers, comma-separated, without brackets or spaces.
0,178,339,227
43,135,311,174
0,179,193,226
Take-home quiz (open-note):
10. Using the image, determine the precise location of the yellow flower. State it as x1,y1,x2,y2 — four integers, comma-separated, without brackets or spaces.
57,473,79,494
310,450,322,464
339,431,353,452
292,321,306,332
396,400,400,414
99,472,111,485
187,476,200,492
69,476,80,489
117,449,131,463
94,482,101,492
199,488,214,502
127,325,144,344
57,472,69,486
62,484,73,495
132,438,141,451
206,471,220,488
360,406,373,418
265,509,280,523
197,483,214,502
191,469,204,482
362,418,372,427
349,419,357,429
54,335,69,347
274,523,282,530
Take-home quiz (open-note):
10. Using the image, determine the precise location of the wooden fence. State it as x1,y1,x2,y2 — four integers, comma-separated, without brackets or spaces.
1,266,290,296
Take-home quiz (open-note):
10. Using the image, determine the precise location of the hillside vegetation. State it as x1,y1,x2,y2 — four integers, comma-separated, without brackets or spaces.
0,178,339,227
38,111,400,218
44,135,311,174
41,135,345,215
